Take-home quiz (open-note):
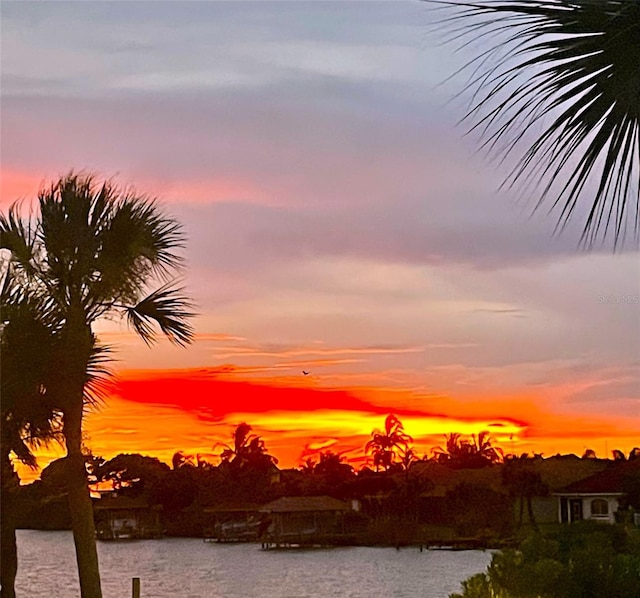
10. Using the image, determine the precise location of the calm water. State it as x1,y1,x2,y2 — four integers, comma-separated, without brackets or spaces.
16,530,491,598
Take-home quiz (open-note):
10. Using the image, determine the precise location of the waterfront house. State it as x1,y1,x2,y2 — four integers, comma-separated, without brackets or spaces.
554,461,640,525
259,495,352,547
520,455,609,527
94,493,163,540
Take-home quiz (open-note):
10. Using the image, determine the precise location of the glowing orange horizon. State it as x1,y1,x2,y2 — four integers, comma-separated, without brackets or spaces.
15,367,639,484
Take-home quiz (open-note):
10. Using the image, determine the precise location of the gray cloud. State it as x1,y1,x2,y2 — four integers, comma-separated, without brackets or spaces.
2,1,445,98
2,0,638,424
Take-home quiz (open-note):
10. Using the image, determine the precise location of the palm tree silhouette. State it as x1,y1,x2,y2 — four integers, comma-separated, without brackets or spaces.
432,431,502,468
313,451,354,482
220,423,277,471
437,0,640,245
219,422,252,466
365,414,413,471
432,432,463,464
1,277,62,598
502,454,548,530
471,431,503,464
299,457,317,475
0,173,194,598
172,451,195,470
611,447,640,461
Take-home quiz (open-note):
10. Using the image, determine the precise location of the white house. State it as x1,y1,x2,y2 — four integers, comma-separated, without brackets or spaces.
554,461,639,525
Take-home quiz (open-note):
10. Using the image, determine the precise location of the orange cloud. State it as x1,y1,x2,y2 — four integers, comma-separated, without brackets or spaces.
87,371,445,462
15,366,639,484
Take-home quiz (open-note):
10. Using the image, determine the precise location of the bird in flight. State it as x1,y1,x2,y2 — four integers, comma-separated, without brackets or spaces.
302,371,310,376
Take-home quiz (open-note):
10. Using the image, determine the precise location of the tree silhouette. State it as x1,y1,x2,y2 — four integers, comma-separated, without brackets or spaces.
150,468,197,514
172,451,195,470
219,423,277,472
195,454,215,469
502,454,548,531
365,414,413,472
299,458,316,475
220,422,252,466
437,0,640,245
313,451,354,485
398,446,419,473
472,431,503,464
94,454,170,493
0,277,62,598
613,449,627,461
432,431,502,469
0,173,194,598
612,447,640,461
432,432,463,464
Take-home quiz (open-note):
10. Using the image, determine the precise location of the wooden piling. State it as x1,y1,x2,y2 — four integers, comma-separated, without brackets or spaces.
132,577,141,598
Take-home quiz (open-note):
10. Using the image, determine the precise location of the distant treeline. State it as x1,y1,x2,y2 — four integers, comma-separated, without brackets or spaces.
15,417,640,543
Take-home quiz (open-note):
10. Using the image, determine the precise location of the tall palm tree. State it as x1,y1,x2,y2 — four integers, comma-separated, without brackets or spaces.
365,414,413,471
1,273,62,598
0,173,194,598
219,423,277,472
436,0,640,245
219,422,254,466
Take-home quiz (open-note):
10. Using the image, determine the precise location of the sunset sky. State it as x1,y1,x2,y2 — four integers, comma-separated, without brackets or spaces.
2,1,638,478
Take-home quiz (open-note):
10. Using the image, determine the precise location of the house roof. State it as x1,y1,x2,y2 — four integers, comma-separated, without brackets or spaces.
94,495,151,510
259,496,351,513
556,461,640,495
203,503,262,513
532,456,608,491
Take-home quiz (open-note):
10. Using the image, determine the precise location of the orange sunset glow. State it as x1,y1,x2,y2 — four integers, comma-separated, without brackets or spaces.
16,355,639,484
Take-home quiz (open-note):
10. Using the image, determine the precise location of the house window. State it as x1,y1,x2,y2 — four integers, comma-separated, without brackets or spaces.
591,499,608,516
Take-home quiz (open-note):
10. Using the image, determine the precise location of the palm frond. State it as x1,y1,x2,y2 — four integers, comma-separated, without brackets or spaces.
433,0,640,246
83,342,114,407
97,195,184,279
34,173,187,314
0,204,39,275
126,282,195,346
88,195,185,313
5,429,38,469
123,197,185,274
1,279,65,467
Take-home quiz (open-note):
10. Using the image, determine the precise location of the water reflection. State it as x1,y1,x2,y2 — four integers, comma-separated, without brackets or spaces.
16,531,492,598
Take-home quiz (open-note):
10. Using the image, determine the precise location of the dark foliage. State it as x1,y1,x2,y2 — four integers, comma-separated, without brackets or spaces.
452,524,640,598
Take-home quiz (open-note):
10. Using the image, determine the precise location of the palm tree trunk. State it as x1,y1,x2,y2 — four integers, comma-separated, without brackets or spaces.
0,456,18,598
64,398,102,598
0,510,17,598
517,496,524,529
526,497,538,532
